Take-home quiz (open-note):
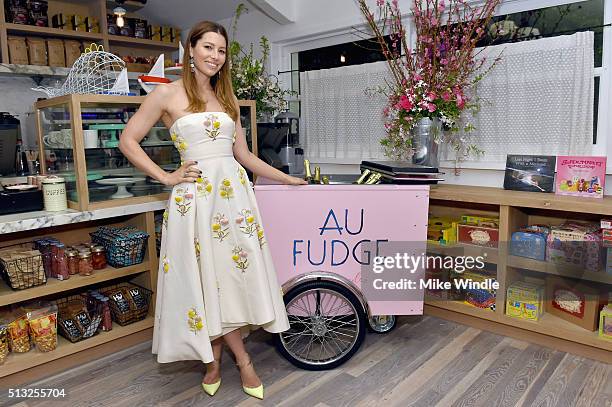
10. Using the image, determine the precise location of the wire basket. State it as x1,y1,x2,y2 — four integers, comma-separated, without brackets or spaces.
100,282,152,326
56,294,103,343
0,243,46,290
90,226,149,268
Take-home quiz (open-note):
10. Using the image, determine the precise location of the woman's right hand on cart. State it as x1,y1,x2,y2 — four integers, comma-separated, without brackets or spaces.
162,160,202,186
284,175,308,185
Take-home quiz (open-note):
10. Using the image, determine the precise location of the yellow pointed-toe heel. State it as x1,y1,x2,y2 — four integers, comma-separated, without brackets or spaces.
202,379,222,396
237,358,264,400
202,358,222,396
242,383,264,400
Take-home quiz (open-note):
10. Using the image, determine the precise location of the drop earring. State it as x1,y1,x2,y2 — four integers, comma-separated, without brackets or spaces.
189,56,195,72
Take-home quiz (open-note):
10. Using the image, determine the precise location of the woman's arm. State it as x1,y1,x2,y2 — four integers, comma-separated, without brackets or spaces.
118,84,200,186
232,101,306,185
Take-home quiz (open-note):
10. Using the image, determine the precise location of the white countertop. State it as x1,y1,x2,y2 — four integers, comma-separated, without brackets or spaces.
0,201,167,234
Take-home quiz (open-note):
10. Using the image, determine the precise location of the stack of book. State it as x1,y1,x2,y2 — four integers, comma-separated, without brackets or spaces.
359,160,444,184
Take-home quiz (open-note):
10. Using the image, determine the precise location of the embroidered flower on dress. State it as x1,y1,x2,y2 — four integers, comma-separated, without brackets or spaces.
256,224,266,248
162,255,169,273
212,212,230,242
204,114,222,141
237,209,259,237
219,178,234,200
162,209,169,230
172,133,188,155
232,246,249,272
187,307,204,334
194,237,201,260
174,187,192,216
237,167,248,186
195,176,213,198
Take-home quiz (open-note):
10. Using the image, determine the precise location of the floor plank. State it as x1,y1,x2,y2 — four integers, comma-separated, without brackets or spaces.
1,316,610,407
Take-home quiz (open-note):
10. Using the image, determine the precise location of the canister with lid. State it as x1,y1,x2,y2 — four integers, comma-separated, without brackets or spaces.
41,176,67,211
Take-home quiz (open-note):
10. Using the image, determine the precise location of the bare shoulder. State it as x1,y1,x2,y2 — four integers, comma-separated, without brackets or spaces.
149,81,182,99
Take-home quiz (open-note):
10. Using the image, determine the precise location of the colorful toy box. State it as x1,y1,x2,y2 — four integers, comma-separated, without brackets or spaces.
510,225,550,261
546,275,607,331
506,280,544,321
459,271,497,311
546,222,603,272
427,216,458,246
555,156,606,198
457,215,499,248
599,305,612,340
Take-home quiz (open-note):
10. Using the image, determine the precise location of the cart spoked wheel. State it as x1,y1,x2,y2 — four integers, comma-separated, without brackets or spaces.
276,280,367,370
368,315,397,334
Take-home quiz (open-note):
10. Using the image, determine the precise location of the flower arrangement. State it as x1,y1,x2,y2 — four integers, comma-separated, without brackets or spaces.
230,4,295,120
358,0,501,161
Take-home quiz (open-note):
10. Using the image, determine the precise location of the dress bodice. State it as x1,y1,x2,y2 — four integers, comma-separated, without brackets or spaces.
169,112,236,161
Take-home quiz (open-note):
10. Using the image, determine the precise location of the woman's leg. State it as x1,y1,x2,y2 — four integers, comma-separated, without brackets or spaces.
223,328,262,388
203,336,224,384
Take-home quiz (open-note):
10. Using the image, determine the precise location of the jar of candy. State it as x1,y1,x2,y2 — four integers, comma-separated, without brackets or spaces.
54,243,69,280
78,251,93,276
91,246,107,270
66,250,79,275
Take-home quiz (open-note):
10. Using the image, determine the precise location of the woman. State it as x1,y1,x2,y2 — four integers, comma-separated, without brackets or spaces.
119,20,306,400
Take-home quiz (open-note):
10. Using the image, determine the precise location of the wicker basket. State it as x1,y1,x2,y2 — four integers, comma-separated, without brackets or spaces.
100,282,152,326
56,295,103,343
90,226,149,268
0,244,46,290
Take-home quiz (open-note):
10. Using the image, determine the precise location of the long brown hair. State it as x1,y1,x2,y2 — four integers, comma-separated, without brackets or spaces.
182,21,238,121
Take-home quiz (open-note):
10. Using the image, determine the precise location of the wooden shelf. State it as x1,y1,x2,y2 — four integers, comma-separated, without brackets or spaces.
4,23,104,40
0,63,179,81
507,255,612,284
427,242,499,264
426,300,611,351
108,35,179,50
0,316,154,377
0,262,149,306
430,184,612,216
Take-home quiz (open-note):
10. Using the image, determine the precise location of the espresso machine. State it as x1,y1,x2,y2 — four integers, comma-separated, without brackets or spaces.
274,110,304,175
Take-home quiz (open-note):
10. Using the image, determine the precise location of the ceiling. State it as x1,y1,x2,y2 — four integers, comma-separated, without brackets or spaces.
137,0,244,30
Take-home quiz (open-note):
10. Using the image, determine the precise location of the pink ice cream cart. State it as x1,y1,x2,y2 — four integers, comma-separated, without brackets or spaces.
255,179,430,370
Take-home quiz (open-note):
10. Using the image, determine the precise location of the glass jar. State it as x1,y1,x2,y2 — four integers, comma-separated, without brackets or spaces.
55,243,69,280
91,246,107,270
78,251,93,276
66,249,79,275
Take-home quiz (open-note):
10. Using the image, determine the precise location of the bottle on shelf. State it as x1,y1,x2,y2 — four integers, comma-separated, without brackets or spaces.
313,166,321,184
304,159,315,184
354,169,371,184
364,172,382,185
322,175,330,185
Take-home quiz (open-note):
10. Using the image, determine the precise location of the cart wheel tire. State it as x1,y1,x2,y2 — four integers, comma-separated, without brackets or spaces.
368,315,397,334
275,280,367,371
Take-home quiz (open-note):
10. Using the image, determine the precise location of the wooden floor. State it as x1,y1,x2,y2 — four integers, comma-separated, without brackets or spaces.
2,316,611,407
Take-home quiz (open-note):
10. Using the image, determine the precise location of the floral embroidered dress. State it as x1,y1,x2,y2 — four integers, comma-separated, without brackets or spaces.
152,112,289,364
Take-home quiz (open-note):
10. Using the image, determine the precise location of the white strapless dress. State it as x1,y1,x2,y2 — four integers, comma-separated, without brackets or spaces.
151,112,289,364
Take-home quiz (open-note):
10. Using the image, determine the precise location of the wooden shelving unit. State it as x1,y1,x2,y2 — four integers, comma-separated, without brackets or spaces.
1,316,154,377
0,209,161,385
0,0,180,72
425,184,612,363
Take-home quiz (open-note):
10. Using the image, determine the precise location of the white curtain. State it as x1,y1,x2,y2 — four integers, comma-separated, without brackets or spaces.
300,61,389,161
300,32,594,164
458,31,594,163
